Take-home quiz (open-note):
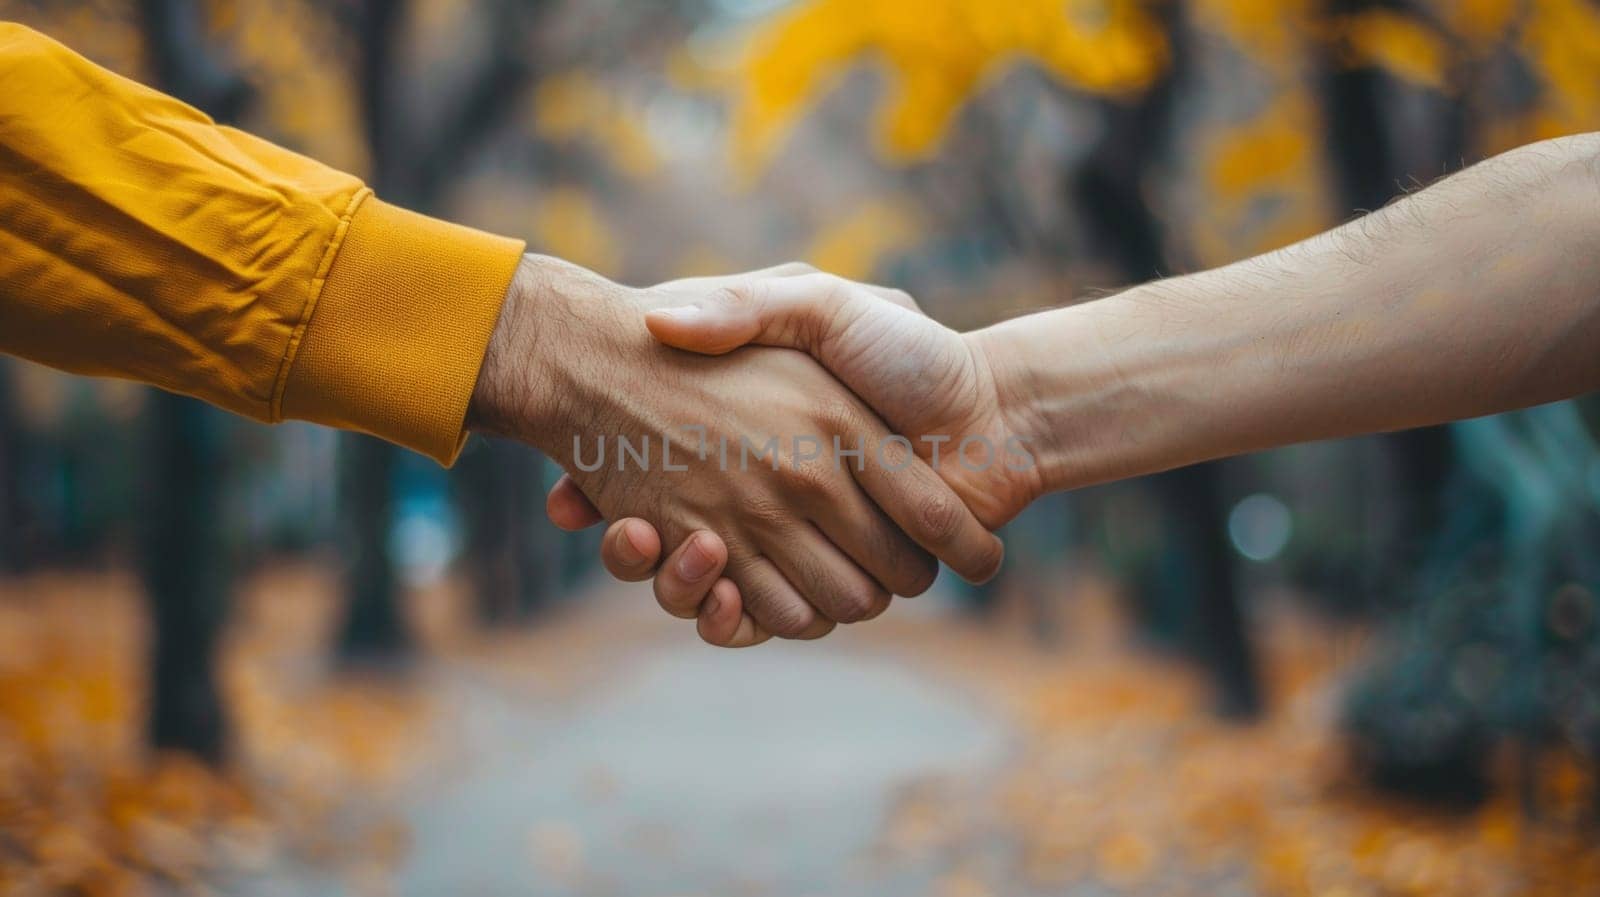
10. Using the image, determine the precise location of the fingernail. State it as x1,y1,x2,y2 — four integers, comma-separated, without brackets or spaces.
615,526,646,565
701,595,721,619
678,537,715,581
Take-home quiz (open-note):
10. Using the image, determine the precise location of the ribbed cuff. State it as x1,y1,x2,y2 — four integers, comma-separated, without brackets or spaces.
280,196,525,466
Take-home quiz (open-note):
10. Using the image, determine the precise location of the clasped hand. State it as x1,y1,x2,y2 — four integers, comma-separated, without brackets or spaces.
471,257,1044,647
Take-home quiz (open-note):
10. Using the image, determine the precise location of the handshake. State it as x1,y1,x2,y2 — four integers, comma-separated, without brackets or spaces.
465,136,1600,649
2,24,1591,649
468,258,1055,648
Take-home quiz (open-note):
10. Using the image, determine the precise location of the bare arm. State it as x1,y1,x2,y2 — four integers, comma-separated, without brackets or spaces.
565,134,1600,645
980,133,1600,493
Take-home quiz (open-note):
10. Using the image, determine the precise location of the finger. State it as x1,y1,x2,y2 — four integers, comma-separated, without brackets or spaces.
696,579,770,648
654,530,728,619
645,272,861,356
546,474,604,530
600,519,663,583
853,440,1006,585
766,261,820,278
858,283,921,313
761,524,891,625
650,261,817,294
806,473,938,598
767,265,920,314
726,552,834,640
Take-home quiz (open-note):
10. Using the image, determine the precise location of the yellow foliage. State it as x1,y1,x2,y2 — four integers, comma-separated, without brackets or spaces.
223,0,367,174
1095,829,1156,887
534,187,620,277
534,72,661,180
666,43,730,93
0,1,143,88
730,0,1169,174
1205,97,1315,200
670,245,736,281
1520,0,1600,133
533,71,595,141
804,199,922,281
1197,93,1332,261
1196,0,1451,90
0,568,441,894
1190,0,1319,69
1435,0,1521,50
1326,9,1451,90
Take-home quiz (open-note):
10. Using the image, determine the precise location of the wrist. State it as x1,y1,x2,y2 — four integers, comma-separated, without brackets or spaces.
966,310,1098,496
967,287,1200,496
468,254,636,453
469,254,547,440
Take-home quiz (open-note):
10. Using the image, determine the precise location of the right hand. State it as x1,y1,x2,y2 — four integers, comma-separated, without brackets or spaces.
472,256,1005,641
548,264,1046,644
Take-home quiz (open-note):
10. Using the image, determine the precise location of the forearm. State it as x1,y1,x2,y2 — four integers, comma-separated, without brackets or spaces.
984,133,1600,493
0,24,522,465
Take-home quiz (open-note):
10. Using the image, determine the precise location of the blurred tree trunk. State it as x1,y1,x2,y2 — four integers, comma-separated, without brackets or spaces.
1068,2,1262,718
334,0,409,664
334,0,547,659
140,393,229,761
1317,0,1465,603
335,436,407,660
443,0,556,627
455,440,559,622
135,0,253,761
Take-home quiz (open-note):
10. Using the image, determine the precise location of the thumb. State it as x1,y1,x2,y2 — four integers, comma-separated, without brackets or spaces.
644,302,762,355
644,274,851,357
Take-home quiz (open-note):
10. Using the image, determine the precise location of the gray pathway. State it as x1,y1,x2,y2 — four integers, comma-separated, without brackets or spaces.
237,596,1017,897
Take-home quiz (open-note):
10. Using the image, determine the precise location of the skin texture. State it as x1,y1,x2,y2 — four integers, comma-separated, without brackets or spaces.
468,257,1003,644
564,133,1600,646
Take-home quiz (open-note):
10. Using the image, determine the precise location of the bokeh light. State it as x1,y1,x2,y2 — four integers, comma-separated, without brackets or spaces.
1228,493,1293,562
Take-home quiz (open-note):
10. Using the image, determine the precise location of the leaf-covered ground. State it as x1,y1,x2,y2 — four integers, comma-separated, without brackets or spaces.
0,566,1594,896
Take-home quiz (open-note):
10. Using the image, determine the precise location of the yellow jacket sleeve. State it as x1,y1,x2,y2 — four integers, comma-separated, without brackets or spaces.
0,23,524,465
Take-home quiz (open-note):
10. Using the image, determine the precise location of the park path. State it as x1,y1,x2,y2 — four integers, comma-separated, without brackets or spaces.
241,579,1023,897
8,567,1583,896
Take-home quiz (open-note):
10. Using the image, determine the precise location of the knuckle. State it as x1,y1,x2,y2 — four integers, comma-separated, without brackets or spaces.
795,272,846,304
879,435,915,469
917,491,965,544
831,582,885,624
811,394,861,435
707,284,742,313
781,260,818,275
785,460,837,499
741,495,792,530
709,283,752,312
859,591,893,621
820,275,859,309
967,537,1005,583
898,553,940,597
762,600,817,638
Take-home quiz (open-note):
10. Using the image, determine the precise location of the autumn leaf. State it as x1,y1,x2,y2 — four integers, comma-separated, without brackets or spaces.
728,0,1169,175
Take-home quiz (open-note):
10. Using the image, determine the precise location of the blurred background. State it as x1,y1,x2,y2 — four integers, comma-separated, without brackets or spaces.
2,0,1599,894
